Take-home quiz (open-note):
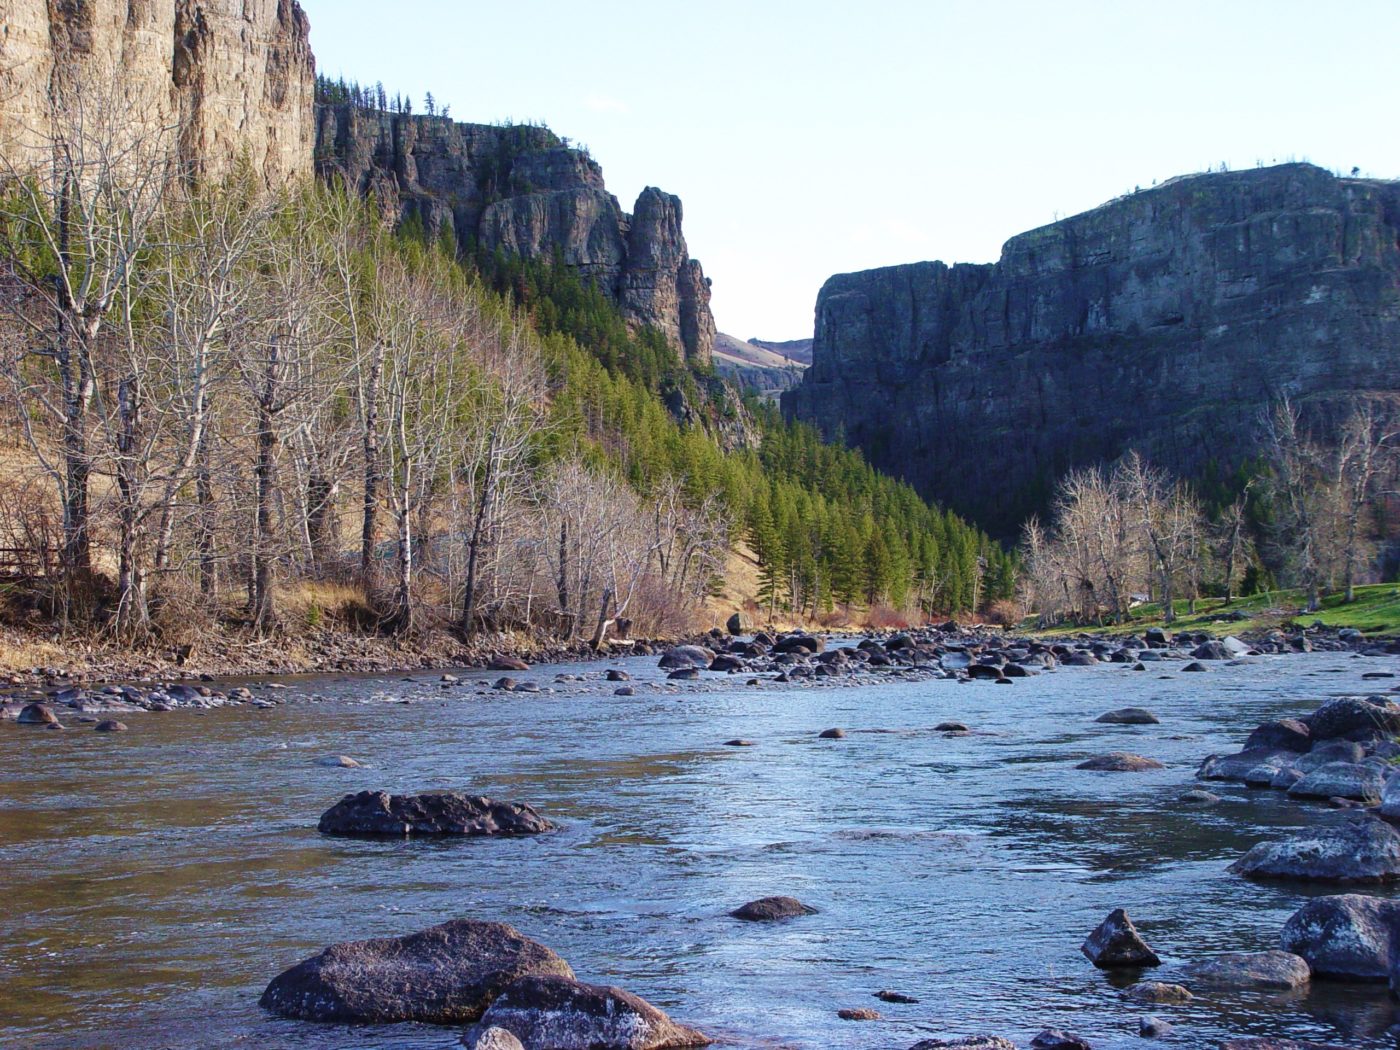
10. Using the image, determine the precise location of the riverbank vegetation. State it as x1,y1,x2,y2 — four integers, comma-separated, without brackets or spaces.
1020,402,1400,631
0,73,1007,661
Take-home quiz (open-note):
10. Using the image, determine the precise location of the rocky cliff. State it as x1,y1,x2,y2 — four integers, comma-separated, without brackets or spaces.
315,104,714,366
0,0,315,185
783,163,1400,537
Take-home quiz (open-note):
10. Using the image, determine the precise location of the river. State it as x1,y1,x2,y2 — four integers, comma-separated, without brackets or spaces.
2,648,1399,1048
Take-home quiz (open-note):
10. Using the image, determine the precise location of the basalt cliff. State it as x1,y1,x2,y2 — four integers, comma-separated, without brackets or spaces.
314,105,715,365
782,164,1400,536
0,0,315,185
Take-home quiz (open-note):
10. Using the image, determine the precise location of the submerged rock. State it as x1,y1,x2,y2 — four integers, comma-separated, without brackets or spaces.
1138,1016,1173,1038
730,896,817,921
1123,982,1192,1003
1231,817,1400,882
94,719,128,732
875,989,920,1003
818,727,846,739
259,919,574,1023
1081,909,1160,968
1179,789,1220,805
1075,752,1164,772
317,790,552,837
1030,1030,1092,1050
838,1007,881,1020
471,974,710,1050
909,1039,1017,1050
1280,894,1400,981
1095,708,1160,725
1180,950,1310,990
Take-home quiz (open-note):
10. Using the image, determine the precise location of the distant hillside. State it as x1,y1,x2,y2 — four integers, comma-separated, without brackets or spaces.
749,337,813,366
713,333,806,399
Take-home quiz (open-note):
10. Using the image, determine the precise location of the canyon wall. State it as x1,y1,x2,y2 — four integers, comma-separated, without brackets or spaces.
0,0,315,185
782,164,1400,536
315,104,715,365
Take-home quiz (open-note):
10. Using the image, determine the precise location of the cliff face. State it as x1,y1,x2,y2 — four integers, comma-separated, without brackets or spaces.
315,104,715,366
0,0,315,185
782,164,1400,537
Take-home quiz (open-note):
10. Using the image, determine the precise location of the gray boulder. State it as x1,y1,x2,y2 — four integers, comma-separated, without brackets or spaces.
1198,748,1289,781
1286,762,1385,802
465,1027,526,1050
909,1040,1017,1050
1308,697,1400,740
1280,894,1400,981
1095,708,1160,725
1123,982,1192,1003
1244,719,1311,753
658,646,715,670
318,791,552,837
259,919,574,1023
1231,817,1400,882
1081,909,1160,968
1180,950,1310,990
1030,1030,1091,1050
471,974,710,1050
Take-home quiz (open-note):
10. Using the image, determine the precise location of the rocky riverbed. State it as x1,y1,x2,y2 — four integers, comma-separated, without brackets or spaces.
2,631,1399,1048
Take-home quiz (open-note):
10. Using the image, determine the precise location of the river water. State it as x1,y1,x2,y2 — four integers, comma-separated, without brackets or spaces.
3,649,1400,1049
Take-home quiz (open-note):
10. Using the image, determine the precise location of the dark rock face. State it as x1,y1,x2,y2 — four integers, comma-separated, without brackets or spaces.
317,791,552,837
471,974,710,1050
316,106,713,365
259,919,574,1023
1281,894,1400,981
1230,817,1400,882
730,896,817,921
1180,950,1311,990
1081,909,1160,968
782,164,1400,536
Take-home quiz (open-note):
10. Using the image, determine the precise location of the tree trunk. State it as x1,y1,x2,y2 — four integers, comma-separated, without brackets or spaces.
1160,568,1175,624
250,348,279,634
197,431,219,598
394,504,413,633
359,350,384,576
459,439,497,638
114,375,149,637
590,586,615,650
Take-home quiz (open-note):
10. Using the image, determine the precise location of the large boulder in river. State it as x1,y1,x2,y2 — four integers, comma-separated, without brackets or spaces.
1180,950,1311,991
1286,761,1386,803
1280,894,1400,981
1307,697,1400,740
725,612,749,636
318,791,552,837
731,896,817,921
1081,909,1160,968
259,919,574,1023
1244,719,1312,753
470,974,710,1050
1076,752,1164,772
1198,748,1290,782
658,646,715,670
16,702,58,725
1230,817,1400,883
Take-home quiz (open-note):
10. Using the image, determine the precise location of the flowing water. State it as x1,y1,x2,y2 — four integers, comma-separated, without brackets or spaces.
3,649,1400,1049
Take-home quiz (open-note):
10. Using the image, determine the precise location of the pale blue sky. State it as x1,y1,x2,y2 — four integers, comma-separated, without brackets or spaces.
303,0,1400,340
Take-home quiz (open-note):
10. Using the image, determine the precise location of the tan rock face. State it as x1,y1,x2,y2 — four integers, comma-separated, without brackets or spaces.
0,0,314,186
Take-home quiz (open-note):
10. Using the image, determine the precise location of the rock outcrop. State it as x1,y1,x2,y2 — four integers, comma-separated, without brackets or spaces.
315,105,714,365
782,164,1400,536
0,0,315,186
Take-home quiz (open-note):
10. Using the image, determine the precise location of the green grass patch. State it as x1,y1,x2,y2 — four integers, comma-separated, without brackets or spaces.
1026,583,1400,638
